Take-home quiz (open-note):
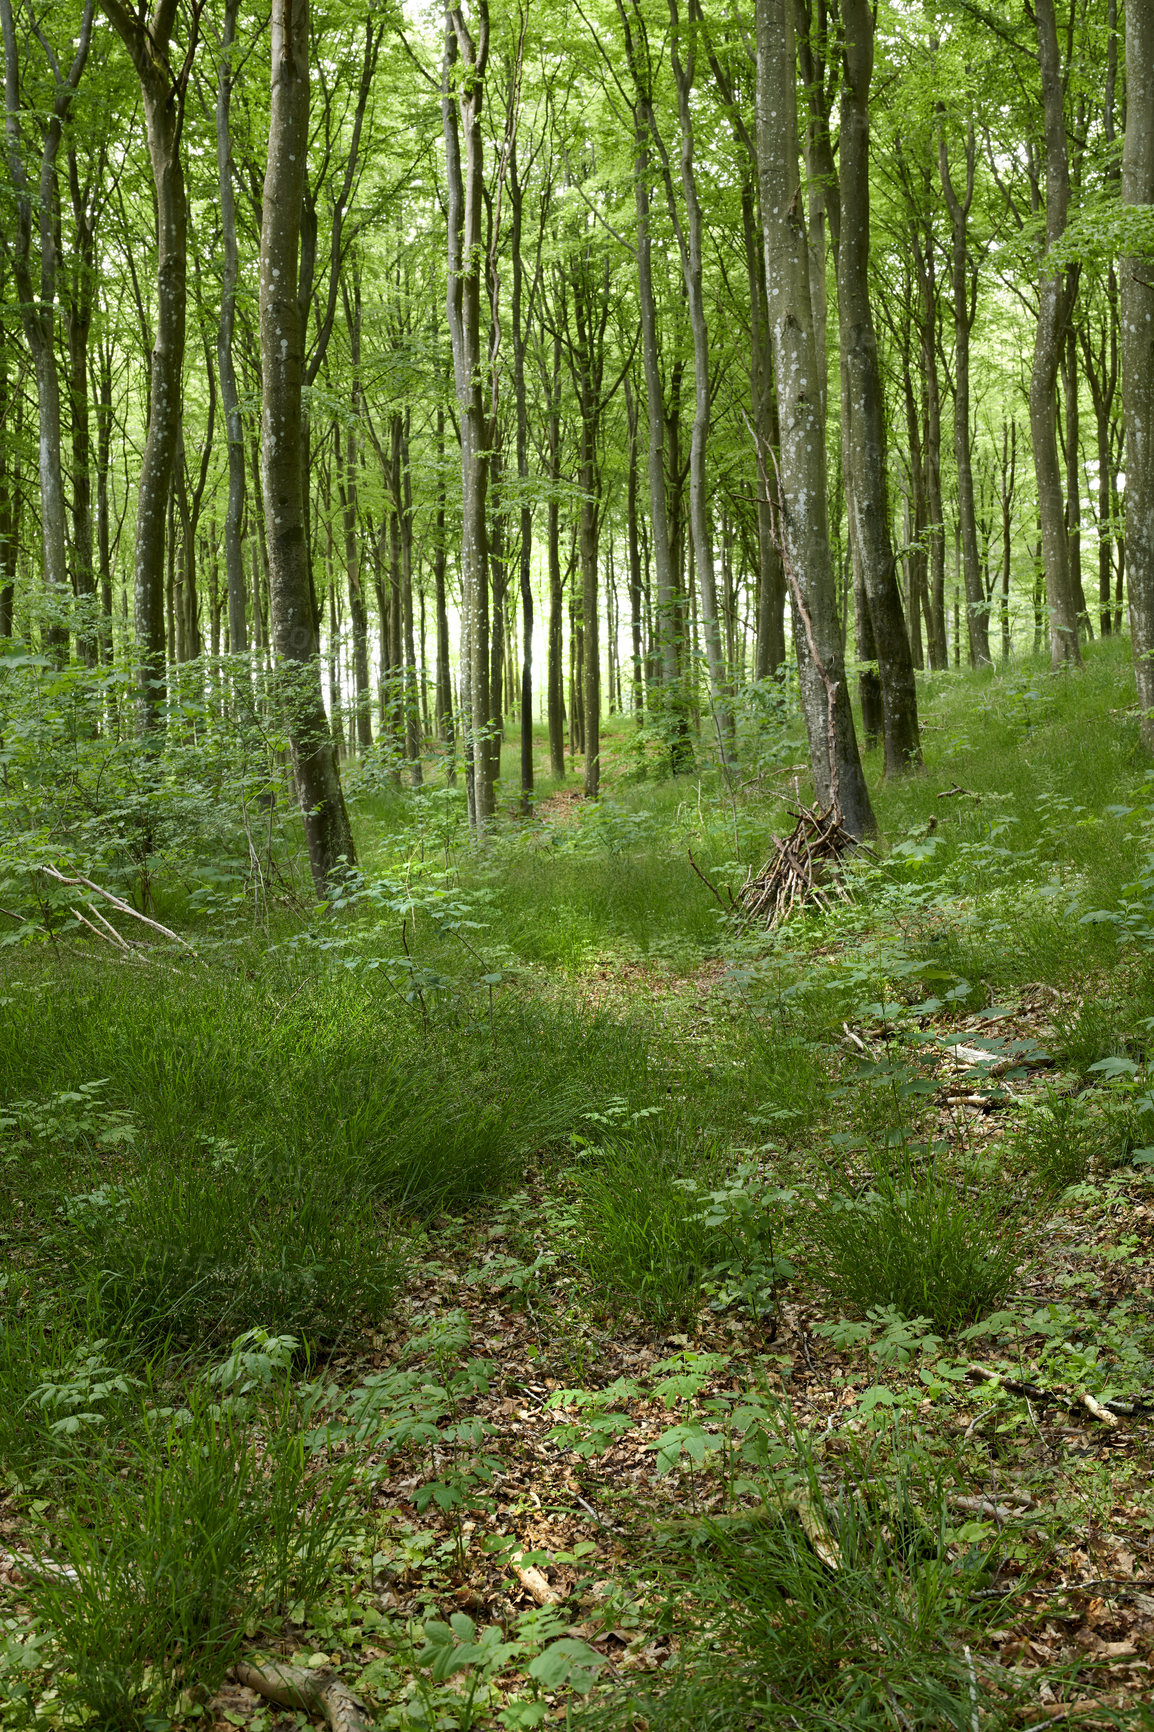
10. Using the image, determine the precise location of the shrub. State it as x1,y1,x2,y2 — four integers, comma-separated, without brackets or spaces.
807,1160,1029,1333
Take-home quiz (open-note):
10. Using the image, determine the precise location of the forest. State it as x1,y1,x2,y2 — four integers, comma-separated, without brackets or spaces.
2,0,1154,1724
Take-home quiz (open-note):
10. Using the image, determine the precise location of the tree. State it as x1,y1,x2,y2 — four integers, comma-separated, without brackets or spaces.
1029,0,1081,667
443,2,495,825
837,0,921,773
0,0,95,655
755,0,873,836
260,0,356,895
939,110,992,667
99,0,199,725
1123,0,1154,746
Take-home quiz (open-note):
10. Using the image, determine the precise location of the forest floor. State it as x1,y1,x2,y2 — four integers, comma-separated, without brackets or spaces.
2,640,1154,1730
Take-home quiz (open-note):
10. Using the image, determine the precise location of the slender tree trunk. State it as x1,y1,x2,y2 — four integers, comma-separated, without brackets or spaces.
939,118,992,666
335,418,371,750
1,0,95,658
755,0,873,834
741,183,786,681
1030,0,1081,666
1062,324,1090,633
101,0,196,722
0,362,19,640
837,0,920,770
546,329,566,776
443,5,494,823
1123,0,1154,745
216,0,247,661
618,1,688,770
65,146,99,666
433,403,455,768
400,412,421,785
93,338,113,652
510,136,534,814
625,374,645,716
668,0,734,766
260,0,355,894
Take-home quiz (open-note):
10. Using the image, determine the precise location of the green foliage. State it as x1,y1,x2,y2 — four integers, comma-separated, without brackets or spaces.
576,1434,1000,1732
570,1122,723,1326
26,1376,354,1729
0,653,305,929
1012,1086,1131,1193
53,1143,403,1347
807,1158,1031,1334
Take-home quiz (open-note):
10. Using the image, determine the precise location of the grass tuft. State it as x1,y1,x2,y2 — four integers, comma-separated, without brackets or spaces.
807,1158,1030,1333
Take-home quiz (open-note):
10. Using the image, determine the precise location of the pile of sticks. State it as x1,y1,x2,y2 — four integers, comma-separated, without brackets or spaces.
735,803,861,929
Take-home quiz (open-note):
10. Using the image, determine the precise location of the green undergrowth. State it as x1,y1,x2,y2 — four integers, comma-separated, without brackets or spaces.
2,645,1154,1727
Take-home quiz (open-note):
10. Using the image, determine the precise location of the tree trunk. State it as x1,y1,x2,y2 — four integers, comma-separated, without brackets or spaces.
260,0,356,895
617,0,689,771
1062,323,1090,633
625,374,645,716
65,143,100,665
838,0,920,771
400,412,421,784
755,0,873,835
741,182,787,681
0,360,19,640
443,5,494,824
433,403,455,767
101,0,195,722
335,417,372,751
1122,0,1154,746
546,328,566,776
939,118,992,666
1,0,95,659
1030,0,1081,666
216,0,247,660
668,0,734,768
510,135,534,815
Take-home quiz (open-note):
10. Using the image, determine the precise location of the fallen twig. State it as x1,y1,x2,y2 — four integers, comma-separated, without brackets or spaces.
966,1363,1152,1421
38,865,197,956
511,1552,561,1605
232,1659,370,1732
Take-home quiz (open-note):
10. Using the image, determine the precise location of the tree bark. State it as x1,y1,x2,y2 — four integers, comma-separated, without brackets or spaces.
838,0,920,772
443,5,494,824
545,325,566,776
755,0,873,835
741,181,787,681
1030,0,1081,666
260,0,356,895
216,0,247,661
617,0,689,771
667,0,734,768
510,134,535,814
0,0,95,658
939,117,993,666
1122,0,1154,745
101,0,195,722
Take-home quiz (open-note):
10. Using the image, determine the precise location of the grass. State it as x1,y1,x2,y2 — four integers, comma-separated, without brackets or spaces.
2,639,1154,1727
28,1381,354,1729
577,1431,1010,1732
807,1156,1031,1333
571,1128,725,1326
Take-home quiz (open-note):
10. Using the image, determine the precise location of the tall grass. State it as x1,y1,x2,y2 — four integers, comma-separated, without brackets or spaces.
807,1157,1031,1333
28,1382,354,1729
